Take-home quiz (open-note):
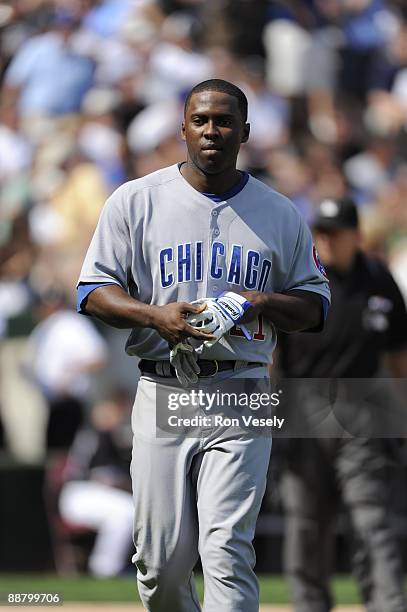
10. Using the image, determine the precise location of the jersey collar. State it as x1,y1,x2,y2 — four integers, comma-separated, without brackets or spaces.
177,162,249,203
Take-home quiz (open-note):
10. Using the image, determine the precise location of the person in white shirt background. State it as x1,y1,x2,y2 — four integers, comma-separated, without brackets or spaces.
26,289,108,451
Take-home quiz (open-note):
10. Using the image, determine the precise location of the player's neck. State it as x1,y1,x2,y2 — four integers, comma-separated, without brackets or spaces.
180,162,242,195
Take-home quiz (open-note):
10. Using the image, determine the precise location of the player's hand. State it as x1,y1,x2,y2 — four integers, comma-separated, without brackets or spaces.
239,291,268,323
187,292,253,348
149,302,216,345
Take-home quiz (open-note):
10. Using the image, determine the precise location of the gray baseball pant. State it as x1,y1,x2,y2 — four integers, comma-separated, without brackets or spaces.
130,370,272,612
282,437,407,612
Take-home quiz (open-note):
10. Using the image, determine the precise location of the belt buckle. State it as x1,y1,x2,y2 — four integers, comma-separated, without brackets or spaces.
199,359,219,378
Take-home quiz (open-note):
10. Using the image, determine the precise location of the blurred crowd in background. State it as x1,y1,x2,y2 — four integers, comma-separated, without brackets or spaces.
2,0,407,322
0,0,407,581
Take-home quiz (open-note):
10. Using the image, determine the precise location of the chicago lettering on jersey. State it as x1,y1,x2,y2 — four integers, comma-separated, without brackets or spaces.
159,241,272,291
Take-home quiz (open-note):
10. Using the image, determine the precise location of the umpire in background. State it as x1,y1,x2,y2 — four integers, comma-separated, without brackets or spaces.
279,197,407,612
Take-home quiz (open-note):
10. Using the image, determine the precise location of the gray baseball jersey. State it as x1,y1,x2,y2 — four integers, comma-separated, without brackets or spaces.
78,163,330,362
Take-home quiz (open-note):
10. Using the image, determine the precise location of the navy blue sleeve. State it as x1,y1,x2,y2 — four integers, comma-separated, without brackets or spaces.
77,282,117,315
302,294,330,332
321,295,329,321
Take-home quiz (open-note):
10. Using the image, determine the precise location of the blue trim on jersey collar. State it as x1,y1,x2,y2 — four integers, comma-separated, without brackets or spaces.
201,172,249,202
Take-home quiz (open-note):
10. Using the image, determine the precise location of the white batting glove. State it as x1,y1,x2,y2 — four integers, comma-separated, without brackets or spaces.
169,340,200,388
187,291,253,349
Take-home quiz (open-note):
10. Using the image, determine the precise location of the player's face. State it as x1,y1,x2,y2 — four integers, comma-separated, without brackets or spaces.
182,91,249,175
314,228,360,272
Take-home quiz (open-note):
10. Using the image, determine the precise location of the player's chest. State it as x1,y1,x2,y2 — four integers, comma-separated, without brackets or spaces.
140,205,274,291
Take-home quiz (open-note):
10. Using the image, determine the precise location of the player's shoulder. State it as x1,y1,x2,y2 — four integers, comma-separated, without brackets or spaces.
119,164,180,196
102,165,180,212
246,174,304,220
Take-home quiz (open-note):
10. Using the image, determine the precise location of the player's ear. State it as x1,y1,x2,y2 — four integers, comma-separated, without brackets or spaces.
241,122,250,143
181,121,186,141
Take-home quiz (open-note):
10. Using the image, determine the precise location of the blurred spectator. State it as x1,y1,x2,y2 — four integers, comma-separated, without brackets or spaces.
263,13,313,98
0,2,53,77
238,56,290,168
58,390,134,577
0,103,32,181
279,197,407,612
127,99,185,176
78,87,127,188
26,289,108,450
138,11,212,104
203,0,268,58
0,190,34,285
344,132,400,203
82,0,139,39
3,8,95,118
262,147,314,222
27,137,111,296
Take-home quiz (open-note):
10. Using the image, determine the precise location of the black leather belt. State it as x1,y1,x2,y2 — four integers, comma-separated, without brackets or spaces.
139,359,264,378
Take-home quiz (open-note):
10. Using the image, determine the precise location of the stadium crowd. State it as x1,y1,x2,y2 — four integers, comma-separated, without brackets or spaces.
0,0,407,599
1,0,407,321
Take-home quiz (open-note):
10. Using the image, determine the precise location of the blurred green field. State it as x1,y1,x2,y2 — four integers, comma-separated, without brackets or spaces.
0,574,363,604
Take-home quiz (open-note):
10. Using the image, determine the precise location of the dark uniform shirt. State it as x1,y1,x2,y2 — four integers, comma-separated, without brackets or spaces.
280,251,407,377
64,424,132,491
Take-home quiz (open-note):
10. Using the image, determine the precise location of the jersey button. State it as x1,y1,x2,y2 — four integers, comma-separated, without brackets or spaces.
213,286,219,292
212,210,218,216
214,229,220,236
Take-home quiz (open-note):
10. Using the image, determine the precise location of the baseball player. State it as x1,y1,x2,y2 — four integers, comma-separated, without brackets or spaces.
77,79,330,612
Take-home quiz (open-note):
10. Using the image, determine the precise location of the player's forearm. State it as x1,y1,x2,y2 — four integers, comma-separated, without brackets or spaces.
83,284,214,346
241,290,322,332
84,284,156,329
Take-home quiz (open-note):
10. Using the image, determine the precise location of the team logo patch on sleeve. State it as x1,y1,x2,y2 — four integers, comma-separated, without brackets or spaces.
313,245,328,278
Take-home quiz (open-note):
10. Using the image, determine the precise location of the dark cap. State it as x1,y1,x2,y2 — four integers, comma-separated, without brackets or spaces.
313,197,359,231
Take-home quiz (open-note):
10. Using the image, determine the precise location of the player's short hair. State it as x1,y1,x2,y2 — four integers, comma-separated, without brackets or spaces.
184,79,248,122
